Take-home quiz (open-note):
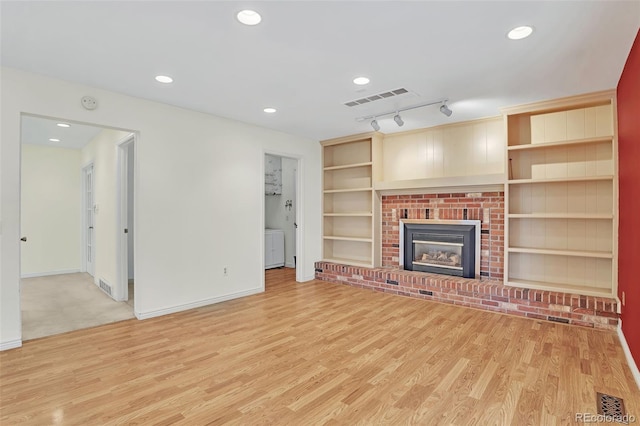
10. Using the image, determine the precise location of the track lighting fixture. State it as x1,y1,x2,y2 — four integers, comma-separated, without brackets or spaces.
440,103,453,117
355,98,452,128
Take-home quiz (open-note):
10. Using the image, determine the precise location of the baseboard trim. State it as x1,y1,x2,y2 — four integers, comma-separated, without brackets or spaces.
21,269,81,278
617,320,640,391
135,287,263,320
301,274,316,282
285,262,295,268
0,339,22,351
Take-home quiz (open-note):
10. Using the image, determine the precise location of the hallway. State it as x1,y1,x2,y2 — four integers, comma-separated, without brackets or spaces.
21,273,134,340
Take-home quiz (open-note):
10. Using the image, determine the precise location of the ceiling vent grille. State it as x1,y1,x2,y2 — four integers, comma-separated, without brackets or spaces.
344,88,410,107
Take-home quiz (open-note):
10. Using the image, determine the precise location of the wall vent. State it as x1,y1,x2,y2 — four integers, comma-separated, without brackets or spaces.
99,279,113,296
344,88,411,107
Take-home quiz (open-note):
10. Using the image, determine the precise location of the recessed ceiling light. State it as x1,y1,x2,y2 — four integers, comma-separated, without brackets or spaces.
508,26,533,40
57,123,70,128
237,10,261,26
353,77,370,85
155,75,173,83
263,107,277,113
49,138,60,142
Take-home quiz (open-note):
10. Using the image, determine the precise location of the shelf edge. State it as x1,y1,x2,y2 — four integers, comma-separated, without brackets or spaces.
507,136,613,151
506,279,613,298
508,247,613,259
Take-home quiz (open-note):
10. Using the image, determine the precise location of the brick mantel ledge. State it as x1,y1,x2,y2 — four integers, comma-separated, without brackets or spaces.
314,261,618,331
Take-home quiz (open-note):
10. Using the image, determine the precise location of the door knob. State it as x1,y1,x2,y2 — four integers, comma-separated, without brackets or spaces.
20,237,27,242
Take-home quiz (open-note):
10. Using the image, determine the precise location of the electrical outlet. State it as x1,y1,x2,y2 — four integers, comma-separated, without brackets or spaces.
622,291,626,306
223,267,228,277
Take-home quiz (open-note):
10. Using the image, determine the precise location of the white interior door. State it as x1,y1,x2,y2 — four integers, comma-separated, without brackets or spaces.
117,135,135,303
83,163,95,276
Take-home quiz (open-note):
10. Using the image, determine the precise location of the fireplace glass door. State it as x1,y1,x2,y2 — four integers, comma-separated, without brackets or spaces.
412,233,463,272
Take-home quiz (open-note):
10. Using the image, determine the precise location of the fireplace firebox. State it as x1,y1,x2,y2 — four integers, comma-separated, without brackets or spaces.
400,220,480,278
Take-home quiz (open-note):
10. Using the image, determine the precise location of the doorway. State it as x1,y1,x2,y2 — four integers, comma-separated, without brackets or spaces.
264,153,303,286
19,114,135,340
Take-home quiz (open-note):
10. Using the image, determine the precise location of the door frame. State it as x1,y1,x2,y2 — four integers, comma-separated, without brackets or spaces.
261,151,305,284
116,133,136,303
81,161,95,276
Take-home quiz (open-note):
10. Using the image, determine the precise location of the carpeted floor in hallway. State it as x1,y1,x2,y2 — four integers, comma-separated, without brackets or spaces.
21,272,135,340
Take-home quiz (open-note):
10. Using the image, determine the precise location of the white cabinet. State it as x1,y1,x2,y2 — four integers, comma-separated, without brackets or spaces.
265,229,285,269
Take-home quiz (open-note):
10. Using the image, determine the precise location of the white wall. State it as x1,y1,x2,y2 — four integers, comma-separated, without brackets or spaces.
265,156,297,267
0,67,322,349
81,128,131,291
20,144,82,276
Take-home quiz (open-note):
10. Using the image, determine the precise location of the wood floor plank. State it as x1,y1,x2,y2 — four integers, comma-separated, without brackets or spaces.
1,268,638,424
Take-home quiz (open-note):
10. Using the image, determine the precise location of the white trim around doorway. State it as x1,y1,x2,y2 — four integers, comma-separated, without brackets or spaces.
116,133,136,304
261,150,306,287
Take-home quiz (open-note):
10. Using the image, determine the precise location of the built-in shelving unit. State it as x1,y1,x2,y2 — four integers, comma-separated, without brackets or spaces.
321,133,382,267
502,91,618,297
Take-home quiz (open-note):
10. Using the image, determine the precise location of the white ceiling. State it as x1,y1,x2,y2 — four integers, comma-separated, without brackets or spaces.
2,1,639,142
21,115,104,150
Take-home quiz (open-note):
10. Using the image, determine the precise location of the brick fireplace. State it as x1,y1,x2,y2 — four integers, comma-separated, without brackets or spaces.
382,192,504,279
315,190,619,330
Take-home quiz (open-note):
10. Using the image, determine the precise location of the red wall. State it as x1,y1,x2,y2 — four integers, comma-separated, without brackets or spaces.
617,29,640,366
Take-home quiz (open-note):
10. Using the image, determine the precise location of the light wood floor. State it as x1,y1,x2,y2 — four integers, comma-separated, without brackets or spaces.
1,268,638,425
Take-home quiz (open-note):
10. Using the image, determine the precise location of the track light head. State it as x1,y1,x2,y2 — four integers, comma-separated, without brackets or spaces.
393,113,404,127
440,103,453,117
371,119,380,131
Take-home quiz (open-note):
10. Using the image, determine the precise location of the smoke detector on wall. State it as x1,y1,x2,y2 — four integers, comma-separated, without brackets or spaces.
81,95,98,110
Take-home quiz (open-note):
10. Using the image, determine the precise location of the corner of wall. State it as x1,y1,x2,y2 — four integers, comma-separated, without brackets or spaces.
617,320,640,391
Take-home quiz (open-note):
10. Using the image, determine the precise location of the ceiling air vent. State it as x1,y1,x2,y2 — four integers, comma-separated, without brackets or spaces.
344,88,411,107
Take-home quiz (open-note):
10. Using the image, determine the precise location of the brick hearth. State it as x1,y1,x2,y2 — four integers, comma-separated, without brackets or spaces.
314,262,618,330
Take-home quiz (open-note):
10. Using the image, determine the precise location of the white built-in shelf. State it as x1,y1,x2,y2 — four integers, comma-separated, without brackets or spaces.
323,236,373,243
508,213,614,219
322,134,381,268
323,162,372,171
503,92,617,298
507,279,612,297
323,257,373,268
508,175,613,185
323,212,373,217
508,247,613,259
323,187,373,194
507,136,613,151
